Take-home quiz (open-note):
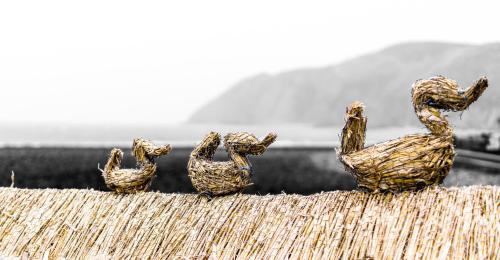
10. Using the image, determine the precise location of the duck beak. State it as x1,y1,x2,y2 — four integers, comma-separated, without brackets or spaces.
260,133,278,147
460,76,488,110
159,144,172,156
250,133,277,155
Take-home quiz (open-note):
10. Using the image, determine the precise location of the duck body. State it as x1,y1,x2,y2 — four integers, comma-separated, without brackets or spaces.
339,76,488,192
340,134,454,192
188,158,251,196
188,131,277,196
103,154,158,193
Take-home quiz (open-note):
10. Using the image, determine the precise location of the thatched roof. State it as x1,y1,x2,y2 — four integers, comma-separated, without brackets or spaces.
0,186,498,259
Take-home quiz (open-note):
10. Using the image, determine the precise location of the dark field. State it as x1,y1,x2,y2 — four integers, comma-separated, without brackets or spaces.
1,147,499,194
0,147,356,194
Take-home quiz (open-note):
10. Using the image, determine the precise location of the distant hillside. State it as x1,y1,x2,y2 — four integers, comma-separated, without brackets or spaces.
189,42,500,129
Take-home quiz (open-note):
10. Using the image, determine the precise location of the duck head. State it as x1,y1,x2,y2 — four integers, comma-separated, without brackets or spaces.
223,132,277,155
132,138,172,163
411,76,488,136
412,76,488,112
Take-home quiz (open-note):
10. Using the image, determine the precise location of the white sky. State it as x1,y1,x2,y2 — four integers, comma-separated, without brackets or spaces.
1,0,499,125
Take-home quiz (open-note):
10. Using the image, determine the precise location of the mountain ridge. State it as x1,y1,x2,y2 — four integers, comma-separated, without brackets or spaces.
189,42,500,129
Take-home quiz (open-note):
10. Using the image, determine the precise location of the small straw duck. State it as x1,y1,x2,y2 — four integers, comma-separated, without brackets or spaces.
338,76,488,192
187,131,277,196
100,138,172,193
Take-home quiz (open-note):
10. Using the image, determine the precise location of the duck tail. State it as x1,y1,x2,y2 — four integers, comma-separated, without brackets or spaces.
340,101,367,155
190,132,221,160
103,148,123,174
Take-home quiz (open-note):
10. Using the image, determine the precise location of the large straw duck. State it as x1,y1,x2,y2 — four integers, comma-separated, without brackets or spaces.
188,131,277,196
100,138,171,193
338,76,488,192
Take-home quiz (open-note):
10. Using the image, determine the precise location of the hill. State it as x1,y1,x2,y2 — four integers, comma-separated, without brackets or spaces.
189,42,500,129
0,186,497,259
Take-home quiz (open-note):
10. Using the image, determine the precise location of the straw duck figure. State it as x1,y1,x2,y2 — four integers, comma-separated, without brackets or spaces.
100,138,171,193
188,131,277,196
338,76,488,192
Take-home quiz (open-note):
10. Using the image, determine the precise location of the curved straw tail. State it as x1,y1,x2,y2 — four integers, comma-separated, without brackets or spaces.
132,138,172,163
340,101,367,155
104,148,123,174
190,132,221,160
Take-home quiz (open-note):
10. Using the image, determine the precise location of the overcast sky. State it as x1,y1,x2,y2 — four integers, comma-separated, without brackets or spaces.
1,0,499,125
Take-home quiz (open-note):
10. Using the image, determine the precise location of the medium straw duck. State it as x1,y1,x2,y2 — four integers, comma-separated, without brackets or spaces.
188,131,277,196
100,138,172,193
338,76,488,192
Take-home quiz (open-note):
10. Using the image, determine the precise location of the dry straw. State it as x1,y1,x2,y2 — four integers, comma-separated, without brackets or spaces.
0,186,497,259
339,76,489,192
187,132,277,196
100,138,171,194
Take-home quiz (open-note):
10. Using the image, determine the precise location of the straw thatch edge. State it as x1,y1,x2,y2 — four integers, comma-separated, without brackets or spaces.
0,186,498,259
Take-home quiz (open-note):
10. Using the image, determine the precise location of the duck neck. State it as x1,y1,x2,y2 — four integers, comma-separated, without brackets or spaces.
139,162,157,177
414,104,453,137
227,148,252,174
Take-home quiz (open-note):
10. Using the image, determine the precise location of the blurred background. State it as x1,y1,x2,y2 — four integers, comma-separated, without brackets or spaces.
1,0,499,194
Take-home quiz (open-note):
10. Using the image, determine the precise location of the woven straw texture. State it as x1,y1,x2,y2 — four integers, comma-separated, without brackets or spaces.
101,138,171,194
187,132,276,196
339,76,488,192
0,186,497,259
